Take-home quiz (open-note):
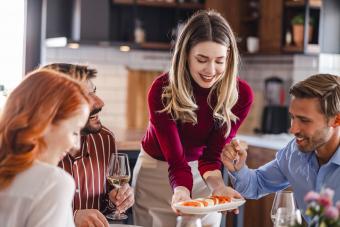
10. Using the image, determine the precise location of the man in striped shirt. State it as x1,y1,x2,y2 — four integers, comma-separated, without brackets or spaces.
44,63,134,227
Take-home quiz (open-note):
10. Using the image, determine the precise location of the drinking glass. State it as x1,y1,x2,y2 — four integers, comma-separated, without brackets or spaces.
274,208,302,227
176,216,202,227
274,207,293,227
106,153,131,220
271,191,298,225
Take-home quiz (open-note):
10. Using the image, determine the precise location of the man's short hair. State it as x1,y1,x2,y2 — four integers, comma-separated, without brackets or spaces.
43,63,97,81
289,74,340,118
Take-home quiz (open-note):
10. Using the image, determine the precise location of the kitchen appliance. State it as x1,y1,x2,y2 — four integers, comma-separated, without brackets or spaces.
261,77,290,134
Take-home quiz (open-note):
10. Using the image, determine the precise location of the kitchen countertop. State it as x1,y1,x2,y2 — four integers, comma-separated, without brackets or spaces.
114,128,294,152
114,128,144,151
237,133,294,150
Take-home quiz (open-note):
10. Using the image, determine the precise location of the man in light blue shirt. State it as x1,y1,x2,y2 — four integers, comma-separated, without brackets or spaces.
221,74,340,222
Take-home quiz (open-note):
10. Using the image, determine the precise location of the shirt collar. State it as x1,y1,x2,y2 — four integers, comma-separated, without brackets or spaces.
68,135,90,161
329,145,340,166
297,142,340,166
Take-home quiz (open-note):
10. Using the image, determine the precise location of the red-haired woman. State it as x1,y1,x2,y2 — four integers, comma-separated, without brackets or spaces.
0,69,90,227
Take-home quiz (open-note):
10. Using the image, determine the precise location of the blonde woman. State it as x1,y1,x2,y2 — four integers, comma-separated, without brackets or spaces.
132,10,253,227
0,69,90,227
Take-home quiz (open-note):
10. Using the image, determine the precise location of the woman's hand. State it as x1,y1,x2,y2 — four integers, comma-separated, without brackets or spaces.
212,185,243,214
212,185,242,199
171,186,191,214
203,170,242,213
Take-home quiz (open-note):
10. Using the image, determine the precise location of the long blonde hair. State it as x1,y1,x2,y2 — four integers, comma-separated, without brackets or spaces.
0,69,89,190
161,10,239,136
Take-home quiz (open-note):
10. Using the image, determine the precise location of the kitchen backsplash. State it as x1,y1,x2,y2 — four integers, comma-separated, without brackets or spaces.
44,46,171,132
43,46,339,134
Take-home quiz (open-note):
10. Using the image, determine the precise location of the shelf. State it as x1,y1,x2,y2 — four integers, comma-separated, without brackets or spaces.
176,2,205,10
284,0,321,8
282,45,304,53
306,44,320,53
109,41,171,50
54,40,172,51
112,0,204,9
138,41,171,50
282,44,319,54
285,0,305,7
137,0,177,8
113,0,134,5
309,0,322,8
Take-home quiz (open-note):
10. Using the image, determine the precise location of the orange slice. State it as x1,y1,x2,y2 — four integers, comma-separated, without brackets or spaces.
181,201,204,207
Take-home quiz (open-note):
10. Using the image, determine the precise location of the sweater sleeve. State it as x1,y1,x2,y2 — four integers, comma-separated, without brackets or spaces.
147,74,193,192
198,79,254,176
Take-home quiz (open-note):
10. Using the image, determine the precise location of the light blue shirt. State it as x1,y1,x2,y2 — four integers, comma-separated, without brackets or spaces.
229,139,340,222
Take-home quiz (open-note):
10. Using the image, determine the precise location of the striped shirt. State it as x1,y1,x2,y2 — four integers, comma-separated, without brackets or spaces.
59,126,115,214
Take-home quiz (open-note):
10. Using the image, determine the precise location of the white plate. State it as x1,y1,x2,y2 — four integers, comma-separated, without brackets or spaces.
109,225,142,227
173,198,246,215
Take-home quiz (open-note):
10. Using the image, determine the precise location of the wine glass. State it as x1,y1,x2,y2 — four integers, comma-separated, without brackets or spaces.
274,207,293,227
274,208,302,227
176,216,202,227
271,191,299,226
106,153,131,220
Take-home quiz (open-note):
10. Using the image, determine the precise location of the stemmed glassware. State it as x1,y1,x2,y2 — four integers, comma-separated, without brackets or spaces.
271,191,301,227
176,216,202,227
106,153,131,220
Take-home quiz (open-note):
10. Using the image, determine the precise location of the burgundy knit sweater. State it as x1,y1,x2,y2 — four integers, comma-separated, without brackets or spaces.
142,73,253,192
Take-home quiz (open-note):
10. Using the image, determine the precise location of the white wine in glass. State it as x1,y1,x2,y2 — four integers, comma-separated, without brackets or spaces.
271,191,299,226
106,153,131,220
107,175,131,189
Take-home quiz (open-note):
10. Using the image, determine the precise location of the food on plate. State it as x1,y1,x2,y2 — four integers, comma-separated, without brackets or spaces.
181,201,205,207
180,195,231,207
211,195,231,204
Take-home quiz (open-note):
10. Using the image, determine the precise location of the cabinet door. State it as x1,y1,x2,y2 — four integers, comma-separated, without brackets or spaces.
76,0,110,41
259,0,283,53
206,0,283,54
244,146,276,227
205,0,241,35
45,0,72,39
45,0,110,41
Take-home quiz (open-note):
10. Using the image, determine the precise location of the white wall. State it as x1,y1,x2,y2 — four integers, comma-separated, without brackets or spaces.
44,46,170,131
0,1,25,111
319,53,340,76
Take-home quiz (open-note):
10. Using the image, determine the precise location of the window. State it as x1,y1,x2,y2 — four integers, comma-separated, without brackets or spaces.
0,0,25,109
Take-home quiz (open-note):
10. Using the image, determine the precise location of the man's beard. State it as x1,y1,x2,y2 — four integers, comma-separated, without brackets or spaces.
296,127,330,153
81,108,102,135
